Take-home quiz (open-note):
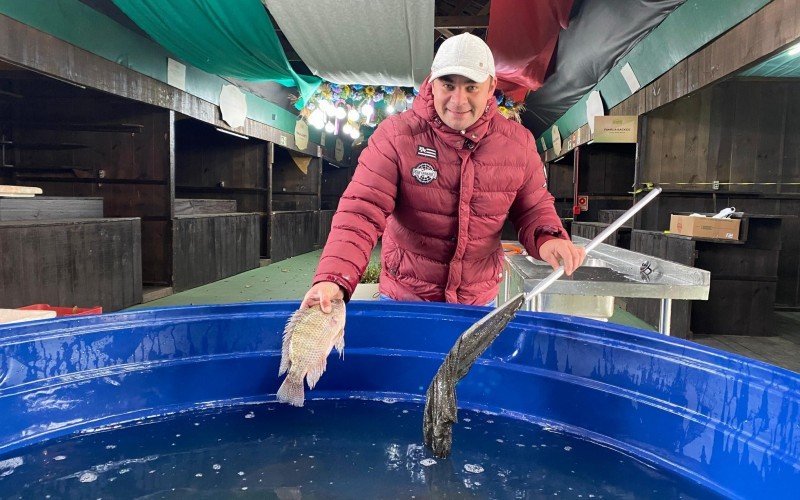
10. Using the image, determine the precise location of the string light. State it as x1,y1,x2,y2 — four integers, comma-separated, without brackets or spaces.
294,81,524,141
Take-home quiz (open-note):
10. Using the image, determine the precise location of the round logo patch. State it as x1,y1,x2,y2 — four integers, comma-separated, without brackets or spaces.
411,162,438,184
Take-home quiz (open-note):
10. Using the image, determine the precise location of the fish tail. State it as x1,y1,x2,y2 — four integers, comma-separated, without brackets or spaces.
334,328,345,358
276,376,305,407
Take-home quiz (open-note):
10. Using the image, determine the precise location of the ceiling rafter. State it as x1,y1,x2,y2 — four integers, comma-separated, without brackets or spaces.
435,16,488,29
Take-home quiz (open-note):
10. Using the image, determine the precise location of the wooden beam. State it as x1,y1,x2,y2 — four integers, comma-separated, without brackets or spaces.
437,28,456,39
435,16,489,29
611,0,800,118
447,0,473,16
0,13,318,156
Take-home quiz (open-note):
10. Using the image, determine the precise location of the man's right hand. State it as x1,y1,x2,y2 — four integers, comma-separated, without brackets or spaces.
301,281,345,313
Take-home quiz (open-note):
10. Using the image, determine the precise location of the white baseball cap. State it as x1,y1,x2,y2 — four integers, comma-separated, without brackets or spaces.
430,33,496,83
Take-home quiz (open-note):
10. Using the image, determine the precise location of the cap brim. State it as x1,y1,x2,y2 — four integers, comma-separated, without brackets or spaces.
430,66,492,83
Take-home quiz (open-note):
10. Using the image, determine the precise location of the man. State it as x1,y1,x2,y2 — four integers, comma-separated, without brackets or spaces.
303,33,585,312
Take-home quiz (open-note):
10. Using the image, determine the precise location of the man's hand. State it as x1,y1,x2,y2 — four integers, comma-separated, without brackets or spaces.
538,239,587,276
301,281,345,313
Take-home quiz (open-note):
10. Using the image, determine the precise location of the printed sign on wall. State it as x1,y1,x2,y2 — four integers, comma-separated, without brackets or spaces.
593,116,638,143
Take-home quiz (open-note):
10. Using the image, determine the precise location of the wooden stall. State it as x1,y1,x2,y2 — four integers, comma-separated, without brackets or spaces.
545,143,636,222
171,213,260,292
270,143,323,262
0,218,142,311
319,157,356,246
627,214,782,338
173,118,263,290
0,66,170,285
636,80,800,308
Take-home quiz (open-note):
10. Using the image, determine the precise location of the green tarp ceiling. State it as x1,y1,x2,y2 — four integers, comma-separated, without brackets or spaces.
111,0,321,108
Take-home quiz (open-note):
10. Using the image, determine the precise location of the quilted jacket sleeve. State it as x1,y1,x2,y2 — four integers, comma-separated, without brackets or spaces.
312,119,400,300
508,131,569,260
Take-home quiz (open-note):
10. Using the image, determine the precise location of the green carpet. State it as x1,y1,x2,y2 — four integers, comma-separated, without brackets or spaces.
133,248,656,332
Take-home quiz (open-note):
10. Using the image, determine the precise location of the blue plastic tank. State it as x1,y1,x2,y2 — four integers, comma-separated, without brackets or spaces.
0,301,797,498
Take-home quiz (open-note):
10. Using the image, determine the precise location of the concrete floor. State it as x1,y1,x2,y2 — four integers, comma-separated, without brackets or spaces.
135,249,799,374
694,312,800,374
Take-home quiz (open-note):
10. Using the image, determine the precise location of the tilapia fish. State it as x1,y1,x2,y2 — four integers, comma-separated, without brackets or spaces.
277,300,346,407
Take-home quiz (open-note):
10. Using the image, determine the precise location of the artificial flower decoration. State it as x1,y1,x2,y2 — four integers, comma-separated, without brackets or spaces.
293,82,526,141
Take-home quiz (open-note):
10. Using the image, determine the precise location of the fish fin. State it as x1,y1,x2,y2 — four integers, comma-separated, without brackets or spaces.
276,376,305,407
305,356,328,390
279,309,302,376
334,328,345,358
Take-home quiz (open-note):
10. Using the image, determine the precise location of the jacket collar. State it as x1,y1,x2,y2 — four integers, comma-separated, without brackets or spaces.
412,75,498,150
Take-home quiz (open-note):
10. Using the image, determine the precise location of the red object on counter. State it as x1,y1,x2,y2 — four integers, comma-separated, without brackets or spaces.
17,304,103,316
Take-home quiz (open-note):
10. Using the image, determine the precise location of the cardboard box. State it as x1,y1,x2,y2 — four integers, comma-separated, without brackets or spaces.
669,215,740,240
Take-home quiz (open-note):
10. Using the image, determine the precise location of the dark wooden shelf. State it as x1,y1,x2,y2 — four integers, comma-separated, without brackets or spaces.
0,164,94,172
1,142,88,150
1,121,144,133
0,89,23,99
14,176,167,185
177,185,268,193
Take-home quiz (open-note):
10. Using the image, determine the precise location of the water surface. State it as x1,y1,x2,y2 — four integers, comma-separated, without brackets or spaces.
0,400,721,499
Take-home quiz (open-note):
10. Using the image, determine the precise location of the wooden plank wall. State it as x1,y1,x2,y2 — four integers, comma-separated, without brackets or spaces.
611,0,800,119
0,197,103,220
321,162,354,210
271,211,318,263
571,222,631,249
545,158,575,219
546,144,636,222
0,75,172,285
628,230,697,338
0,218,142,311
639,80,800,307
172,214,260,292
318,209,335,247
272,146,320,211
175,119,269,256
174,199,237,216
576,144,636,222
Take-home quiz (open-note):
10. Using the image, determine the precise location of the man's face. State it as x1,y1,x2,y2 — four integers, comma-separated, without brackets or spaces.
431,74,497,131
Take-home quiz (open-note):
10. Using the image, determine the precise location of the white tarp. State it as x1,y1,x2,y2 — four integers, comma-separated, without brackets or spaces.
262,0,434,87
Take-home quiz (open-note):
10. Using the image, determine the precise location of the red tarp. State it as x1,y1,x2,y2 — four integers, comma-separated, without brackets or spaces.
487,0,574,102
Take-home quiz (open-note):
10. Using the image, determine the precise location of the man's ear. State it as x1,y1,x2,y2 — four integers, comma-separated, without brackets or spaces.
487,76,497,94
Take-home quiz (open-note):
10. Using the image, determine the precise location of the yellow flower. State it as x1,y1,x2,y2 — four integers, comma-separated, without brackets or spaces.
365,86,376,97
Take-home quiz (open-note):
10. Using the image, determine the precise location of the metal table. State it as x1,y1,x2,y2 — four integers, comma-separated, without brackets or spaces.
500,236,711,335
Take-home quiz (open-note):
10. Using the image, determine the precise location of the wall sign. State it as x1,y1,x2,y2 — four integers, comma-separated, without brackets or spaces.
294,119,309,150
335,138,344,162
593,116,638,143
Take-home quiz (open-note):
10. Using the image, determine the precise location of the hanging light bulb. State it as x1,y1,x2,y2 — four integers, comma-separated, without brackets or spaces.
335,106,347,120
349,128,360,139
347,108,360,122
386,104,396,114
342,123,353,135
361,103,374,117
309,109,325,129
324,121,335,133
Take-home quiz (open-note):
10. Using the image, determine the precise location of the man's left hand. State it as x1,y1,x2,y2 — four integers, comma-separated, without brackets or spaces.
538,239,587,276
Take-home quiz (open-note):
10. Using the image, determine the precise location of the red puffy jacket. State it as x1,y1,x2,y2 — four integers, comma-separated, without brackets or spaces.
314,77,567,305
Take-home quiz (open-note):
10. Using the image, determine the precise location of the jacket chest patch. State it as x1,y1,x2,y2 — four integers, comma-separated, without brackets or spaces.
417,145,438,159
411,162,438,184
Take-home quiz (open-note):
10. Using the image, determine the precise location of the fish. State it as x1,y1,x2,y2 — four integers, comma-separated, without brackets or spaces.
277,300,346,407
